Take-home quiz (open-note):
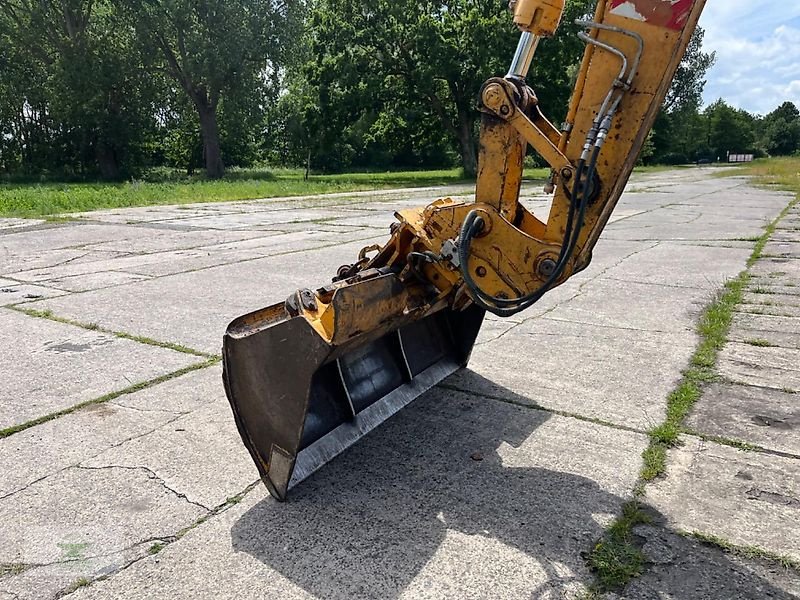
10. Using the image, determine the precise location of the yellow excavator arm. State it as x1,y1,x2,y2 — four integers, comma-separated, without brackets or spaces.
223,0,706,500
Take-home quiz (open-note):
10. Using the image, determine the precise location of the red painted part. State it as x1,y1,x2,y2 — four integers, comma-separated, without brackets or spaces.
610,0,693,31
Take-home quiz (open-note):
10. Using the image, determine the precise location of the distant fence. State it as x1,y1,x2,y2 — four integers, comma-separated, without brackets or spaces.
728,153,754,163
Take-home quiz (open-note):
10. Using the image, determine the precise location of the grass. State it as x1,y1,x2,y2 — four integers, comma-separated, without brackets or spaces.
0,163,678,219
636,273,749,484
62,577,92,594
0,166,511,218
683,431,760,453
744,338,776,347
0,562,29,577
587,502,651,590
0,167,479,218
750,286,775,294
687,531,800,571
148,542,166,556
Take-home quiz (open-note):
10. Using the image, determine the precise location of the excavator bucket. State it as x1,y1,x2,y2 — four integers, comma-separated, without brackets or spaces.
222,272,484,501
223,0,708,501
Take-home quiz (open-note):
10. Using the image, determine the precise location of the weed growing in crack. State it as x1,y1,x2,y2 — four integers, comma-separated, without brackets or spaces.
639,263,749,483
744,338,775,347
12,306,214,358
587,502,651,591
0,563,29,577
0,358,219,439
687,531,800,572
63,577,91,594
148,542,166,555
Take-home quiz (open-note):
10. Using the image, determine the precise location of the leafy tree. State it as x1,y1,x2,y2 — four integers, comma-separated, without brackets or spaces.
652,26,715,164
705,99,757,159
302,0,593,175
0,0,157,178
663,27,715,114
121,0,299,178
760,102,800,156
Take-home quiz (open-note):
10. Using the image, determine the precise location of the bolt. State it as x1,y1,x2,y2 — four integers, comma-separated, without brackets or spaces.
538,258,557,279
476,266,487,277
500,105,510,116
560,168,572,180
299,289,318,312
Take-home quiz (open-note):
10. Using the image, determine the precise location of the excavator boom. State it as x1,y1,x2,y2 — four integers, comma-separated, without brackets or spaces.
223,0,707,500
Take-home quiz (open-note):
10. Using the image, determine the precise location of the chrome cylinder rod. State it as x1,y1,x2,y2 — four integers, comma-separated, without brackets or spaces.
507,31,540,78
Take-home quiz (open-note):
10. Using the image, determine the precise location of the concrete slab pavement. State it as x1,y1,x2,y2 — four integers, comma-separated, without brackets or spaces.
613,525,800,599
65,389,648,600
645,197,800,586
685,383,800,456
0,364,256,598
645,436,800,560
0,308,202,430
2,168,799,598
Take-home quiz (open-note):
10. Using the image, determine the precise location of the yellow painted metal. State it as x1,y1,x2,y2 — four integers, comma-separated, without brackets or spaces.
293,0,707,336
512,0,566,36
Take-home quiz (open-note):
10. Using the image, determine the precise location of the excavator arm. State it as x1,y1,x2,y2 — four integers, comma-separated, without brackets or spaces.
223,0,706,500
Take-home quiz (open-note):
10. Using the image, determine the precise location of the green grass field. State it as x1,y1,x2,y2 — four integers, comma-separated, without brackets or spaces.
0,168,474,219
0,161,735,219
735,156,800,197
0,166,556,219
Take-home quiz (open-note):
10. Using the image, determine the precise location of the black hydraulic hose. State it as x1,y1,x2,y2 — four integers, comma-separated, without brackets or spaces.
457,158,591,316
460,140,604,317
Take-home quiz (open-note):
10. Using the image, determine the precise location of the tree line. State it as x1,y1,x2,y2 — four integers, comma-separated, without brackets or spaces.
1,0,798,181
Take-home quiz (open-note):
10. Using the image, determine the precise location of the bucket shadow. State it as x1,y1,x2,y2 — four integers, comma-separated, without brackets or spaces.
231,372,800,599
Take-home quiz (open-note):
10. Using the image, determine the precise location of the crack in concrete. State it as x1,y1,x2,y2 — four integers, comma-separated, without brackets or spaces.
682,429,800,461
55,480,261,598
474,242,660,346
605,180,747,230
0,473,53,503
0,403,181,500
601,275,708,291
74,465,210,512
10,231,386,307
537,317,680,336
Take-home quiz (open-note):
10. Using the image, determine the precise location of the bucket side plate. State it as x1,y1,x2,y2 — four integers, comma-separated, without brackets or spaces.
223,303,484,500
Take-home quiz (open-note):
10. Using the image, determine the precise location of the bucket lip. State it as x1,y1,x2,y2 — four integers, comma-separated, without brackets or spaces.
225,303,289,339
288,357,462,491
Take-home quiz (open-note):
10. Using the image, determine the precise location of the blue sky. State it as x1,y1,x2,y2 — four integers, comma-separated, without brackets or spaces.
698,2,800,115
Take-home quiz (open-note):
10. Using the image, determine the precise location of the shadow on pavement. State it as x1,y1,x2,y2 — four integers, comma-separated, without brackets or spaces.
231,371,799,599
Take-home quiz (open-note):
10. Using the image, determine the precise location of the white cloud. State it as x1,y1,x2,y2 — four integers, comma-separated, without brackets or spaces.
698,3,800,114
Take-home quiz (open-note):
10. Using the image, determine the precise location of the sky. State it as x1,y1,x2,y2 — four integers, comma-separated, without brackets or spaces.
697,2,800,115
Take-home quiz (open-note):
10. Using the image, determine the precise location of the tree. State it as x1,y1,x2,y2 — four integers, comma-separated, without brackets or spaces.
303,0,593,175
0,0,158,178
121,0,298,178
652,26,715,163
705,99,757,159
663,27,715,114
760,102,800,156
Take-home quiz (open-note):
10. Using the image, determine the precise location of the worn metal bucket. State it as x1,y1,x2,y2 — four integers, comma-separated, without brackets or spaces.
222,274,484,501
